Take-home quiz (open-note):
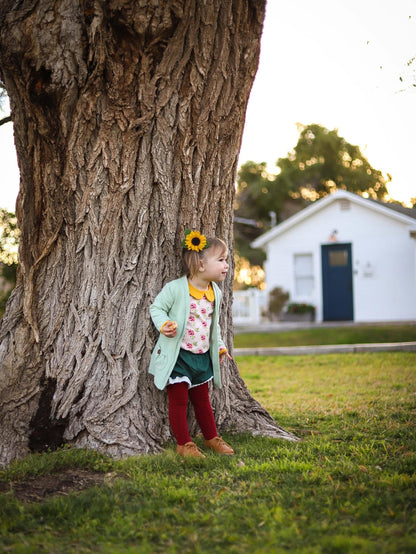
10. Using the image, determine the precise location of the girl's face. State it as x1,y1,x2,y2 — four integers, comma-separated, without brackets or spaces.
200,248,229,283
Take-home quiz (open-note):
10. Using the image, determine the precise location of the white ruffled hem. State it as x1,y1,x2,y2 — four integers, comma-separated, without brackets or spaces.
167,375,213,389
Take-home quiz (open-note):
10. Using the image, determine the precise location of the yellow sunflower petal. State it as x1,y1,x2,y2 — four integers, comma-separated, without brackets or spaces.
185,231,207,252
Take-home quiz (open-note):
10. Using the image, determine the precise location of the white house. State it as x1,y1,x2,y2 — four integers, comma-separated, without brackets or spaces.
251,190,416,323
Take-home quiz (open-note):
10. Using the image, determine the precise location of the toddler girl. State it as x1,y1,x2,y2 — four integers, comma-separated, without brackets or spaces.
149,230,234,458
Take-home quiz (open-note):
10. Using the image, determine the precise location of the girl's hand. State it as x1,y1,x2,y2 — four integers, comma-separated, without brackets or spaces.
220,351,232,364
162,320,178,338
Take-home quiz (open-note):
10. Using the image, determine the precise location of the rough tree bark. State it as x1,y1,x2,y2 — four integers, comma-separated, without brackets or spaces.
0,0,297,467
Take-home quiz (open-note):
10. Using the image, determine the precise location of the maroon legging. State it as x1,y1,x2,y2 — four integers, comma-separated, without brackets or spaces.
167,381,218,445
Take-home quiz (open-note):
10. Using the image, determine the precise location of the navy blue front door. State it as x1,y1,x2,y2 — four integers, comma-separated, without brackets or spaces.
321,243,354,321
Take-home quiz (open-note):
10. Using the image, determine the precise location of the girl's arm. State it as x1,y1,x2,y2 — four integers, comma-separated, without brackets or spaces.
149,282,177,333
214,285,231,362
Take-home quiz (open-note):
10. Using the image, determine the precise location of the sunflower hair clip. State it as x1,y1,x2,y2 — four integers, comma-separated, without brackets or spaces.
182,230,209,252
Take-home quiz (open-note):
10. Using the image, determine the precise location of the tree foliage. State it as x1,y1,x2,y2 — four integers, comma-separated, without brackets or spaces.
0,209,18,313
233,161,269,265
282,124,389,200
0,208,19,267
235,124,391,264
0,81,11,125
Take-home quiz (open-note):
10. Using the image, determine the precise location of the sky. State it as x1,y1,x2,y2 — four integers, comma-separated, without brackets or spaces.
238,0,416,205
0,0,415,213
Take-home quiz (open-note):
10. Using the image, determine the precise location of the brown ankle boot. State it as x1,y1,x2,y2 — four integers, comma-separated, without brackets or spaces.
176,441,206,458
204,436,234,455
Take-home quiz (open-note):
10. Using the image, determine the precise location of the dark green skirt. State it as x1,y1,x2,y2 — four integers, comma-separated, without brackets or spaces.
169,349,213,387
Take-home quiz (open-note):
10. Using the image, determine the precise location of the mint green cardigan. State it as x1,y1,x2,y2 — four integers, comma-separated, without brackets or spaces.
149,276,226,390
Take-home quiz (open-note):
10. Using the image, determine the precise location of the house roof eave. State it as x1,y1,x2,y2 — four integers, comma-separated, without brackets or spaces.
251,190,416,249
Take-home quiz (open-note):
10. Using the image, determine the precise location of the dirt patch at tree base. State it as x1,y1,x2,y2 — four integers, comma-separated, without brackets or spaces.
0,469,115,502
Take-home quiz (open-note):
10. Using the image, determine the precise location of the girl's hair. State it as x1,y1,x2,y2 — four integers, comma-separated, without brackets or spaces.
182,237,228,277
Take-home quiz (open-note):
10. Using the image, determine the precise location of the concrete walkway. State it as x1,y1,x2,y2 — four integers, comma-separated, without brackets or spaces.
234,319,416,334
233,320,416,356
233,342,416,356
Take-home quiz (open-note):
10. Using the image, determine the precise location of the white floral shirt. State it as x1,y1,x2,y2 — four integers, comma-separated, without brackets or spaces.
180,284,215,354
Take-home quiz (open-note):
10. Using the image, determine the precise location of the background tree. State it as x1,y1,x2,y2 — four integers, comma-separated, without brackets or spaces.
0,80,11,126
233,161,269,266
0,209,19,314
398,55,416,92
0,0,296,467
235,123,391,265
0,209,19,266
282,124,390,200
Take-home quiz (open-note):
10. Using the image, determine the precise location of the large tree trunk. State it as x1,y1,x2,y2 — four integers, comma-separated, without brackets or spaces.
0,0,297,467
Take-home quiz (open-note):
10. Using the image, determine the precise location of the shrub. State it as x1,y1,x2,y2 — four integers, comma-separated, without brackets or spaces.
267,287,289,319
286,302,315,315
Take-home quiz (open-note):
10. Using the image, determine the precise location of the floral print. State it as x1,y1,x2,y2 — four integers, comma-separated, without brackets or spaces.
180,294,214,353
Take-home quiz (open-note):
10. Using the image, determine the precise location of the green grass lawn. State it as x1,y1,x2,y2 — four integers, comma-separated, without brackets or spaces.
234,323,416,348
1,352,415,553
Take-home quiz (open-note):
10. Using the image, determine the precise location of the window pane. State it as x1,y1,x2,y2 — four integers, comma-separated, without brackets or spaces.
295,276,314,295
329,250,348,267
294,254,313,276
294,254,314,296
